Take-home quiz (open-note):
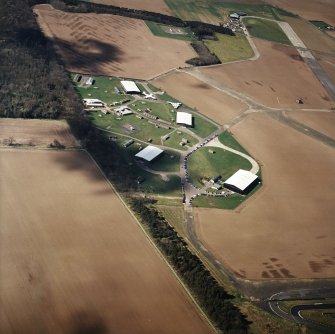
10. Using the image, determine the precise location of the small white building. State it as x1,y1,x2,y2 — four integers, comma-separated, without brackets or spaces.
176,112,193,127
86,77,94,86
224,169,258,194
120,80,141,94
83,98,104,107
114,106,133,116
135,145,163,162
167,101,182,109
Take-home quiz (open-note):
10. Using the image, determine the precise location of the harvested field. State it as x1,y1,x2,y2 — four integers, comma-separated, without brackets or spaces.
151,72,248,125
200,38,334,109
34,5,196,80
0,119,79,148
267,0,335,26
285,17,335,84
90,0,172,15
0,149,212,334
287,111,335,139
194,112,335,280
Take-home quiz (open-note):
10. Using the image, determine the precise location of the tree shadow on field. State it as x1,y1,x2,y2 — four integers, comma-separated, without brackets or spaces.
52,36,125,74
71,311,108,334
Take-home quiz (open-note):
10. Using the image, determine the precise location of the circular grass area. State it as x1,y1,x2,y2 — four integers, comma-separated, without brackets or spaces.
187,146,252,187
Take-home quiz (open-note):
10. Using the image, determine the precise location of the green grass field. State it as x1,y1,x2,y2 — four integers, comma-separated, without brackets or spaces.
204,33,254,63
243,17,291,45
219,131,250,155
138,173,181,196
145,21,195,41
310,20,332,30
300,309,335,328
74,75,135,105
156,205,185,236
149,151,180,172
189,113,218,138
188,146,252,187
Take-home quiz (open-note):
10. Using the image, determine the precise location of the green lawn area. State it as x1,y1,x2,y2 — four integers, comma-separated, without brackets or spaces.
219,131,249,155
145,21,195,41
156,205,185,236
243,17,291,45
73,75,135,105
300,309,335,328
188,146,252,187
149,151,180,172
204,33,254,63
137,173,181,196
165,130,198,150
130,100,175,123
189,113,218,138
89,112,170,145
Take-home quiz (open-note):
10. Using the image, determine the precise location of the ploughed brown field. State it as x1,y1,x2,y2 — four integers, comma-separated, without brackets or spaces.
284,17,335,84
287,111,335,139
200,38,334,109
0,119,79,148
194,112,335,280
151,71,248,125
0,149,212,334
90,0,172,15
34,5,195,80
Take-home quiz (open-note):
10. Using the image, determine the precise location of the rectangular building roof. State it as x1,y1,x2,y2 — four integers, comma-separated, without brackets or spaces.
224,169,258,191
176,112,193,127
135,145,164,162
120,80,141,93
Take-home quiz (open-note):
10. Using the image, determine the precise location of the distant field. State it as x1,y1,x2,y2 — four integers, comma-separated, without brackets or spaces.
34,5,195,79
204,33,254,63
188,146,252,187
243,17,291,45
200,38,334,109
0,118,78,148
0,149,211,334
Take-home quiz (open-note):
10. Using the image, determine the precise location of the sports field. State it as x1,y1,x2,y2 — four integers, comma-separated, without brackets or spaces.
151,72,248,125
200,38,334,109
0,149,212,334
34,5,195,79
0,119,78,148
194,112,335,280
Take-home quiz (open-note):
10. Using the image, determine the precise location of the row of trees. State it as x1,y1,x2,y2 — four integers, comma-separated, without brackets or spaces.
187,41,220,66
131,198,250,333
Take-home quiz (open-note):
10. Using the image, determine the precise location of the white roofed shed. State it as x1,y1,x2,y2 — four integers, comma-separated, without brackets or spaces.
120,80,141,94
135,145,164,162
224,169,258,194
176,112,193,127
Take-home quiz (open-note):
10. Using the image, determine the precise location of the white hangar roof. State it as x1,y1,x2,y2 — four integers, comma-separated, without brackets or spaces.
176,112,193,126
120,80,141,93
224,169,258,191
135,145,164,162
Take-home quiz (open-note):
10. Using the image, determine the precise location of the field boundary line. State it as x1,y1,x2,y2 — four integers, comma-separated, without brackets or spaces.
84,149,217,334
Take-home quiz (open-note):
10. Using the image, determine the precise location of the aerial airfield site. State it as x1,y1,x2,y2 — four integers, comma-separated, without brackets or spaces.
1,0,335,333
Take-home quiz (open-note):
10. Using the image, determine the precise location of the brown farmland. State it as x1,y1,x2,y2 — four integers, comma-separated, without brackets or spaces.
194,112,335,280
200,38,334,109
34,5,196,80
0,149,212,334
90,0,172,15
287,111,335,139
0,119,79,148
151,71,248,125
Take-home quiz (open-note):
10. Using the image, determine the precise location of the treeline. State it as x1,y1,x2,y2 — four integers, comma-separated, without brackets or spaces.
0,0,83,118
187,41,220,66
131,198,250,333
51,0,234,39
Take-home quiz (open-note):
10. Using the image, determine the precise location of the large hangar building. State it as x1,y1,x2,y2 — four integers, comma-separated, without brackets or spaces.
176,112,193,127
135,145,164,163
120,80,141,94
224,169,259,194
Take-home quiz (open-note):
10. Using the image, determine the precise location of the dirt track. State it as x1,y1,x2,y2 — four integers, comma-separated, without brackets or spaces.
194,112,335,280
0,149,212,334
151,71,248,125
90,0,172,15
200,38,334,109
0,119,79,147
34,5,195,80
